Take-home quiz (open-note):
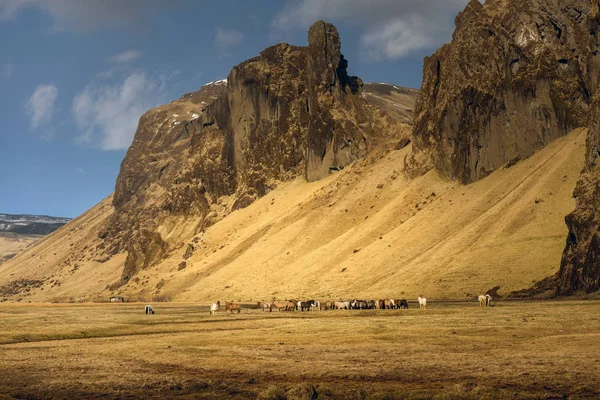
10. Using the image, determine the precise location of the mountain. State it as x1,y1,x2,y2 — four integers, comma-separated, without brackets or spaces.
557,3,600,295
0,214,70,235
105,21,413,285
404,0,598,295
0,214,70,265
407,0,591,184
2,3,600,301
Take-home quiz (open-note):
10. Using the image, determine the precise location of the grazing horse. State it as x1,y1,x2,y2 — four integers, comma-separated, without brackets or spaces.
333,301,349,310
225,302,241,314
270,302,287,311
384,299,394,309
300,300,315,311
485,294,492,307
377,300,385,309
323,301,332,310
285,301,297,311
367,300,376,309
351,299,369,310
399,299,409,309
478,295,487,307
257,302,272,312
210,301,220,315
145,305,155,314
418,296,427,309
310,301,321,311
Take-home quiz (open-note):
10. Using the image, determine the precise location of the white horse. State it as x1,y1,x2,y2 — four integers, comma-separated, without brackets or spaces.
478,294,492,307
418,296,427,309
310,301,321,311
210,301,220,315
478,295,486,307
144,305,155,314
333,301,349,310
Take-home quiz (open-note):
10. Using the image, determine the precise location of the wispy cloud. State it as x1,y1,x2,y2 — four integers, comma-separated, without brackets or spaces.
25,84,58,130
72,71,170,150
0,63,14,79
0,0,177,32
108,50,142,64
214,27,244,50
76,168,84,174
273,0,469,61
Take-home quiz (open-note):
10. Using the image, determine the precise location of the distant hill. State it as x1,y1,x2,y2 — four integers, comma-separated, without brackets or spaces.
0,214,70,265
0,214,71,236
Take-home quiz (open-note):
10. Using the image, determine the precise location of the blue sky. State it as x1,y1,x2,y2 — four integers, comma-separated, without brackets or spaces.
0,0,469,218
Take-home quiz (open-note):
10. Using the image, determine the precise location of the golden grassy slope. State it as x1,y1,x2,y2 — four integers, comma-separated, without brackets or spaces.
126,128,586,302
0,196,123,301
0,129,586,302
0,233,40,264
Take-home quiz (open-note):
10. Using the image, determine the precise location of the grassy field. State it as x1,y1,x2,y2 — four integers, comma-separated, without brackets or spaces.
0,300,599,399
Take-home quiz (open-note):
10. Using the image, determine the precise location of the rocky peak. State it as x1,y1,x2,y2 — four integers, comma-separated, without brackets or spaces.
104,21,411,282
557,4,600,295
408,0,591,184
406,0,599,295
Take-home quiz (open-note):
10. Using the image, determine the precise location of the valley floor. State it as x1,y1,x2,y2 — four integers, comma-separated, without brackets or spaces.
0,300,599,399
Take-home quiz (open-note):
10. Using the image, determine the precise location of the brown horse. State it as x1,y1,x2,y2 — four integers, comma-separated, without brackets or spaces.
225,302,241,313
270,302,287,311
257,302,272,312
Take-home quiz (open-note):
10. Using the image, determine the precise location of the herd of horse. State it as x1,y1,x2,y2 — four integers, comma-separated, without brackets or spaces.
144,294,494,315
208,296,432,315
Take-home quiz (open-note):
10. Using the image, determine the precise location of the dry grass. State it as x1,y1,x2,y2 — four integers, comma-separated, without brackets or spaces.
0,233,40,264
0,300,599,399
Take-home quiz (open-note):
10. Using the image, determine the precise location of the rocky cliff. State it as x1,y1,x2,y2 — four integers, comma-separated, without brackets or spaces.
409,0,591,183
557,4,600,295
408,0,599,295
105,21,411,282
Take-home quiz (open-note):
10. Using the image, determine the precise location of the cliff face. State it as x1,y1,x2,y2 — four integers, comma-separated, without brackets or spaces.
409,0,599,295
409,0,591,184
106,21,411,282
557,4,600,295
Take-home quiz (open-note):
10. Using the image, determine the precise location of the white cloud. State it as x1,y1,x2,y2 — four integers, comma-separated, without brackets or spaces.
361,14,449,60
108,50,142,64
0,63,13,79
0,0,34,20
0,0,176,31
72,71,168,150
273,0,470,60
214,27,244,49
24,84,58,129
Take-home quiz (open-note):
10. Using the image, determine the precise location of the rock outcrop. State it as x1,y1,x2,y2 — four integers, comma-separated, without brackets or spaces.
105,21,411,282
408,0,600,295
557,4,600,295
409,0,591,184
